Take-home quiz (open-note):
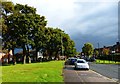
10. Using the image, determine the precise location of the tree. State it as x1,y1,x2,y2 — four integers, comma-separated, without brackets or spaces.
3,4,38,64
1,0,16,64
42,27,77,60
52,28,65,59
94,50,99,57
2,3,47,64
1,0,14,15
82,43,94,57
2,1,77,63
103,48,110,56
1,0,14,36
63,34,76,57
43,27,63,60
41,27,52,58
31,14,47,62
13,4,37,64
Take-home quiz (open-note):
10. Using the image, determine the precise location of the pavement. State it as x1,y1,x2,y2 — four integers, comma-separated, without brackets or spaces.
63,65,119,84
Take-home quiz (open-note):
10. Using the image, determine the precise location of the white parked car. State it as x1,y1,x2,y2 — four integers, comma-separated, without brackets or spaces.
74,59,89,70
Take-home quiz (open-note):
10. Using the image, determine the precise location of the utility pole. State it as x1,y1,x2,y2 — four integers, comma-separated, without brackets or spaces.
98,43,100,54
61,34,63,56
118,1,120,43
98,43,100,61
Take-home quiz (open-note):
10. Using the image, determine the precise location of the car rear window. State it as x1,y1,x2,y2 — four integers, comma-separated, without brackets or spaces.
77,60,85,63
71,59,77,61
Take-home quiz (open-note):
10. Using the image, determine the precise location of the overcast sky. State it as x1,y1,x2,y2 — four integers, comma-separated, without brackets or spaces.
11,0,119,51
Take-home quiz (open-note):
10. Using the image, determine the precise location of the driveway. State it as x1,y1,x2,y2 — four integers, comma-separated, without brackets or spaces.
63,65,119,84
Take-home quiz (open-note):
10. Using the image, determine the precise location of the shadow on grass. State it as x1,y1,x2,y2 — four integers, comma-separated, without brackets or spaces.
2,63,13,66
1,60,55,66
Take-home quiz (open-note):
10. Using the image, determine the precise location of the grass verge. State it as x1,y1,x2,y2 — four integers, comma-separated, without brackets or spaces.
95,59,120,64
2,61,64,82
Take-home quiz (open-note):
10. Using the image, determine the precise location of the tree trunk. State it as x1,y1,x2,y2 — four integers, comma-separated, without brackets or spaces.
48,50,52,61
54,51,59,60
23,55,26,64
8,49,10,64
26,45,31,63
22,46,26,64
12,48,16,65
28,56,31,63
35,48,39,62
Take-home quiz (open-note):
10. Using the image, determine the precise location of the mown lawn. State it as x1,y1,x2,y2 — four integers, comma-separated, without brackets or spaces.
2,61,64,82
95,59,120,64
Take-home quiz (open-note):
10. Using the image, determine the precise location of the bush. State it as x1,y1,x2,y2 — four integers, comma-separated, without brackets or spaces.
98,54,120,62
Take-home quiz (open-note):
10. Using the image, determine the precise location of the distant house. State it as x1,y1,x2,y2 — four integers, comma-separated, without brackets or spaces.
59,55,66,60
0,52,6,62
37,51,43,58
94,42,120,56
0,50,13,63
15,50,44,62
111,42,120,53
94,47,104,56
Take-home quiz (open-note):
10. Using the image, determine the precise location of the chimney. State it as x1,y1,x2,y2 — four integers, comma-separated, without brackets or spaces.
103,46,106,48
116,42,119,45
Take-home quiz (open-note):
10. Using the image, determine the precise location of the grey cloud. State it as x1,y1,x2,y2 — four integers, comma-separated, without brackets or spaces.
60,2,118,51
71,32,117,51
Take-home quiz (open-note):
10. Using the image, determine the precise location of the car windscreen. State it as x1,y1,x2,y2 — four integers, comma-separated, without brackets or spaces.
77,60,85,63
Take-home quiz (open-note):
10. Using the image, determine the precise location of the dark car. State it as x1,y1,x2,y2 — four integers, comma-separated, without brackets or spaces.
68,57,77,65
89,57,96,62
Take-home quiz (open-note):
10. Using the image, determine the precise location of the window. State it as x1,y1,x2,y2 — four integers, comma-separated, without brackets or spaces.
77,60,85,63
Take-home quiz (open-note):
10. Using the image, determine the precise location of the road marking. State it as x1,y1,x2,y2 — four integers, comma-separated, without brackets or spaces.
80,73,87,76
112,78,119,83
75,70,86,84
90,70,118,82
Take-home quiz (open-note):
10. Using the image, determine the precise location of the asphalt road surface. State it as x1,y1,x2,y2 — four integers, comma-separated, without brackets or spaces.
63,65,118,84
89,63,120,81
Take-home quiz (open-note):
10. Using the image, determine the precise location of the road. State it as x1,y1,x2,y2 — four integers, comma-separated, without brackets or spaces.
89,63,120,81
63,65,118,84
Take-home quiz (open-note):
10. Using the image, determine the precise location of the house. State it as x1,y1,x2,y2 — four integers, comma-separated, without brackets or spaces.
0,52,6,63
94,42,120,56
15,50,44,62
0,50,13,63
111,42,120,53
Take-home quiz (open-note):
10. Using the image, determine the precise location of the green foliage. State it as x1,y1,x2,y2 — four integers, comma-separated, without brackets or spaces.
46,28,63,57
82,42,94,57
1,0,15,50
1,0,14,15
103,48,110,56
41,27,77,59
64,39,76,57
76,52,81,55
94,50,99,56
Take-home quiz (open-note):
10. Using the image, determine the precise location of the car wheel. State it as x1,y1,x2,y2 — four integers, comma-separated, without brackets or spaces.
74,66,77,70
87,68,89,70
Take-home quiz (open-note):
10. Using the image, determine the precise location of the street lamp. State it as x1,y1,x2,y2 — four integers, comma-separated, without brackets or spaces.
60,33,63,56
111,50,115,63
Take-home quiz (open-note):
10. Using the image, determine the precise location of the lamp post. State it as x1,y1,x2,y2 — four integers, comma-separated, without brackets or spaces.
60,33,63,56
98,43,100,62
97,43,101,57
111,50,115,63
